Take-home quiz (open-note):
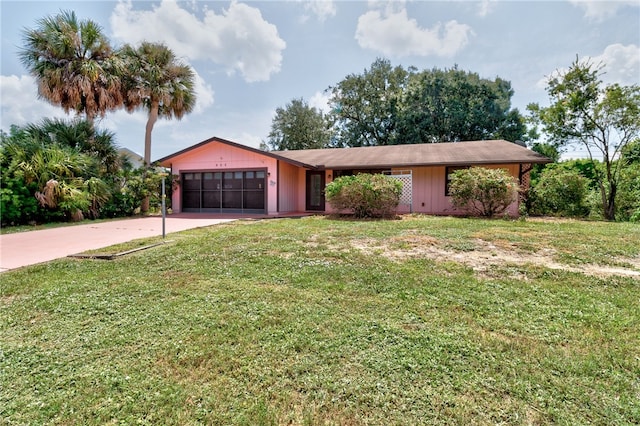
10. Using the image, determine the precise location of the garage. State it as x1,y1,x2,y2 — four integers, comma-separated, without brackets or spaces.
181,170,266,213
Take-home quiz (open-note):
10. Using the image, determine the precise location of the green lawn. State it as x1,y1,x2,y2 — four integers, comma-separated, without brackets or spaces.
1,215,639,425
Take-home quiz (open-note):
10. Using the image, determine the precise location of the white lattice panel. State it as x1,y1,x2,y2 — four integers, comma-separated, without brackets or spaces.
386,171,413,212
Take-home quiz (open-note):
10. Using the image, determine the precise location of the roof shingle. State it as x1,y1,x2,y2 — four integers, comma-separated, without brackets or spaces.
273,139,550,169
157,138,550,169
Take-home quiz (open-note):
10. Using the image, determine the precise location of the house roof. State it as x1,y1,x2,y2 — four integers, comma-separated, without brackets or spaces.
118,148,144,167
157,137,550,170
155,136,312,169
273,140,550,169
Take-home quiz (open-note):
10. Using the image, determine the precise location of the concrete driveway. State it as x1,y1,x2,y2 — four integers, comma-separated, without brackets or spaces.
0,215,236,272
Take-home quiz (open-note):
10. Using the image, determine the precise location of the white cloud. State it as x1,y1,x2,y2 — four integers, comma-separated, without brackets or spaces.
304,0,336,22
0,75,69,130
355,5,473,57
477,0,497,17
568,0,639,21
309,90,331,114
536,44,640,89
592,44,640,86
110,0,286,82
230,131,263,149
192,71,215,114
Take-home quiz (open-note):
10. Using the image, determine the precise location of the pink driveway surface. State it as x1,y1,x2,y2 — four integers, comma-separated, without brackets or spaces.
0,216,236,272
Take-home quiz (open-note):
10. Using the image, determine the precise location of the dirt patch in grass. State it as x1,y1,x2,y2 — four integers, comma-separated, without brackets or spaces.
0,294,22,306
352,235,640,279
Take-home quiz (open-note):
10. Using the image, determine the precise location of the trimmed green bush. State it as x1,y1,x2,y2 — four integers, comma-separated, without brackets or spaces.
325,173,402,218
449,167,519,217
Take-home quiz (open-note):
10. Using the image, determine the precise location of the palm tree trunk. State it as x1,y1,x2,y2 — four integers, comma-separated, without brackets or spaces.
141,102,159,213
144,104,158,166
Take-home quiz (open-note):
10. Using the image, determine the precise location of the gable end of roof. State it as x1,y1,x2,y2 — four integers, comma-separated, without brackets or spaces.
155,136,315,169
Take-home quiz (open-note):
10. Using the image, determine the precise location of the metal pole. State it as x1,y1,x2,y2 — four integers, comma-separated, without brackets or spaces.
161,177,166,239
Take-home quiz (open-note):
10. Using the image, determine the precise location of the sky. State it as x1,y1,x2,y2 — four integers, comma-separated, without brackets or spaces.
1,0,639,161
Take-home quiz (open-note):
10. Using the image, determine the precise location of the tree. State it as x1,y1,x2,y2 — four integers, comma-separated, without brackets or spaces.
0,129,40,225
0,120,119,223
121,42,196,167
531,142,561,163
20,118,120,175
621,139,640,165
20,10,123,124
5,138,99,221
120,42,196,212
448,167,519,217
528,58,640,220
1,120,168,224
327,58,408,147
399,67,526,144
263,98,332,151
327,59,526,147
615,163,640,222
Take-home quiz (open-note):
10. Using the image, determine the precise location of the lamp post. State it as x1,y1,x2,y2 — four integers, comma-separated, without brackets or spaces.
160,173,168,239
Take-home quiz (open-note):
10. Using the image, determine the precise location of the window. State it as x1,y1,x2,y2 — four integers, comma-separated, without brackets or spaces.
445,166,468,196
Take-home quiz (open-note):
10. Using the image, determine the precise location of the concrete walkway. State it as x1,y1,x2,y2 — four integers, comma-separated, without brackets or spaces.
0,215,236,272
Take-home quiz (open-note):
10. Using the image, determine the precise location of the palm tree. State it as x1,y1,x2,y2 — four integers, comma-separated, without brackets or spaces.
23,118,121,175
121,42,196,167
14,142,99,221
2,119,117,221
19,10,123,124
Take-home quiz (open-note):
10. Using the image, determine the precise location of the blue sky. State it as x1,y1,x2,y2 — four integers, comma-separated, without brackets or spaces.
1,0,639,161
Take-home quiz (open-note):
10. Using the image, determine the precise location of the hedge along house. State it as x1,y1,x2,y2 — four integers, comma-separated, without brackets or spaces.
156,137,550,216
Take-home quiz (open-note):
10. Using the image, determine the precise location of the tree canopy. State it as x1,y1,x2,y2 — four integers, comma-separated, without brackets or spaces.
327,58,408,147
19,10,123,124
263,98,332,151
120,42,196,166
528,57,640,220
399,66,525,143
6,11,200,224
20,12,197,171
325,59,526,147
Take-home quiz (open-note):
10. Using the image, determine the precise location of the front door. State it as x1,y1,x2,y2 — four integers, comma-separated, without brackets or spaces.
305,171,325,211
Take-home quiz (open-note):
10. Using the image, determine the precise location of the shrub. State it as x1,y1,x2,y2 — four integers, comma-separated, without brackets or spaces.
325,173,402,218
615,163,640,222
530,168,590,217
0,176,39,225
449,167,519,217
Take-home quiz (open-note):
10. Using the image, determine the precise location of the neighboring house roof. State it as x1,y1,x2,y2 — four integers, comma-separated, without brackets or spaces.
118,148,144,168
157,137,550,169
274,139,550,169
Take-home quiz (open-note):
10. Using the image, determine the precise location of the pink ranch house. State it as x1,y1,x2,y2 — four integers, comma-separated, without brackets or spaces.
157,137,550,217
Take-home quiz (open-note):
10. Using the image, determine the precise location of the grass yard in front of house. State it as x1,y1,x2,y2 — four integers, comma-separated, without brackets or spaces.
1,215,639,425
